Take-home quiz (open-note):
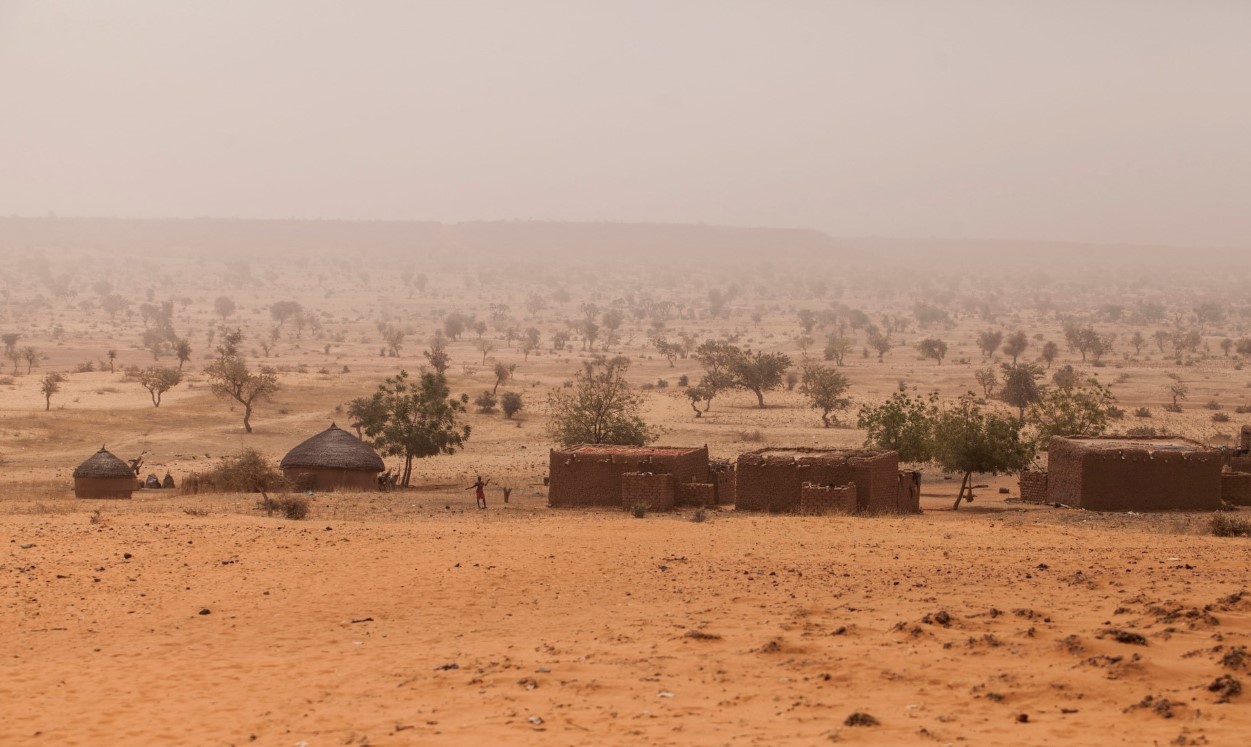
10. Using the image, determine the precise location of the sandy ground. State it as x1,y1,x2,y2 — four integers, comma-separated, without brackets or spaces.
3,243,1251,744
2,487,1248,746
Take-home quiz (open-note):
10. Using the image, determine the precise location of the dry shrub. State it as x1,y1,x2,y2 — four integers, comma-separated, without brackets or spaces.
739,429,766,443
180,448,290,495
257,493,309,520
1211,514,1251,538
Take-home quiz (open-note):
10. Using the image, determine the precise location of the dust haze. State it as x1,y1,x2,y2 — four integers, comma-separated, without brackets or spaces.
3,3,1251,746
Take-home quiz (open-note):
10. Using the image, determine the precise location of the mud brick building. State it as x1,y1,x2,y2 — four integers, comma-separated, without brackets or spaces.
1221,472,1251,507
1019,471,1049,504
1047,436,1222,511
736,448,914,514
548,445,711,508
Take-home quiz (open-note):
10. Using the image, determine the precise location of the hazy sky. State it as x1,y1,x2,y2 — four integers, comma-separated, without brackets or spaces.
2,1,1249,246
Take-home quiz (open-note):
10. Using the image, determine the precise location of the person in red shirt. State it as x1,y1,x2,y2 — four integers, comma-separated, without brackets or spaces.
467,475,490,509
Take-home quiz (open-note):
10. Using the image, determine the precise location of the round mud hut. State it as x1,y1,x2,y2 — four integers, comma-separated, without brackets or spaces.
280,423,385,491
73,447,138,499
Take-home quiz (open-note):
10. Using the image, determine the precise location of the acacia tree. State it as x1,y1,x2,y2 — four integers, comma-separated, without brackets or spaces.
204,354,280,433
999,363,1044,420
977,330,1003,358
359,370,471,487
138,366,183,407
214,296,236,320
40,372,64,411
824,332,853,366
692,340,739,412
917,338,947,364
799,361,851,427
727,347,792,408
865,327,891,362
1002,331,1029,365
975,366,998,398
174,339,192,370
1040,341,1058,368
493,362,516,393
547,356,658,446
270,300,303,327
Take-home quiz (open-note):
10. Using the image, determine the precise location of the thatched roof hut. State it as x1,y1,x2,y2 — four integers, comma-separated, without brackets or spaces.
73,447,137,499
280,423,385,491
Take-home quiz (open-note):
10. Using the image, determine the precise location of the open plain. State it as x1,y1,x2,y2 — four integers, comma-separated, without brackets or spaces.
2,221,1250,745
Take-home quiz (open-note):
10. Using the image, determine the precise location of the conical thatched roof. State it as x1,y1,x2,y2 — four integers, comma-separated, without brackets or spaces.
73,447,135,479
280,423,385,472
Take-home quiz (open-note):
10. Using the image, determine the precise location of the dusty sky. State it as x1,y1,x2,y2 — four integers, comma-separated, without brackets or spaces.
1,1,1249,246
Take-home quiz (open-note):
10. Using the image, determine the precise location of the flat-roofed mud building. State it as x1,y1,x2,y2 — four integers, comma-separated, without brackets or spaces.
548,445,724,509
1047,436,1222,511
735,447,918,514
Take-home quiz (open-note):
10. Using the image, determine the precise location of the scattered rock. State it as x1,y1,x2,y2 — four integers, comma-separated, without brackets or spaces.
844,712,880,727
123,552,132,559
1099,628,1148,645
1208,675,1241,702
684,630,722,641
434,662,459,671
922,610,952,627
198,608,211,615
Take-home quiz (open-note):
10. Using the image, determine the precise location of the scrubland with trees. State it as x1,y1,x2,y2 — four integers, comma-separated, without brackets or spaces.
2,218,1251,499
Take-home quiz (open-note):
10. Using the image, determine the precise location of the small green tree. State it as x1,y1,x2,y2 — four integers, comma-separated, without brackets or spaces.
1025,378,1114,449
547,356,658,446
501,391,523,419
345,396,386,438
799,361,851,427
934,395,1034,510
857,391,940,463
474,390,497,413
917,338,947,364
137,366,183,407
1052,364,1079,392
360,370,470,487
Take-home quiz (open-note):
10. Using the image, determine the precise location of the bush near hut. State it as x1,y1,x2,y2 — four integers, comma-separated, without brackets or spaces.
181,449,290,495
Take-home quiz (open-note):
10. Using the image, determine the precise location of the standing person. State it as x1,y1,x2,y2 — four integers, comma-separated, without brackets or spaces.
466,475,490,509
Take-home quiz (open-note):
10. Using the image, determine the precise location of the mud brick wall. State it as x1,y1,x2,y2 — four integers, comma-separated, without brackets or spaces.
1047,437,1222,511
799,482,856,515
677,482,715,507
548,446,708,507
1221,472,1251,507
897,470,922,514
713,468,736,506
1019,471,1049,504
735,449,901,514
1227,456,1251,474
1242,426,1251,451
621,472,675,511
